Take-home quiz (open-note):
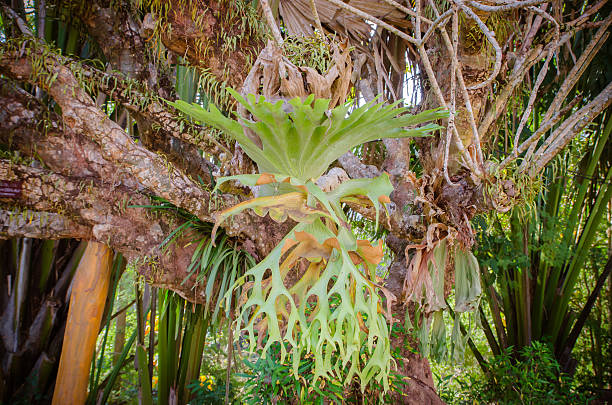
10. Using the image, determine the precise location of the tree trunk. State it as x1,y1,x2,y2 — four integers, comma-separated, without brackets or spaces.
112,309,127,386
52,242,113,405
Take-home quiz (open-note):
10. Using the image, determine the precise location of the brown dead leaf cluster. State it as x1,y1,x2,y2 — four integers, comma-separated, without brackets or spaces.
278,0,408,40
403,223,455,315
407,168,477,249
240,39,352,111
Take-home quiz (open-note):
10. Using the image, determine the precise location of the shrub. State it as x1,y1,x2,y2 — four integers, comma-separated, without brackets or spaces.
438,342,592,404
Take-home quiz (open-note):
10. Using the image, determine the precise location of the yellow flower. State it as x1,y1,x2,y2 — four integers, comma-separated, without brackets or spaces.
198,375,215,391
152,376,158,387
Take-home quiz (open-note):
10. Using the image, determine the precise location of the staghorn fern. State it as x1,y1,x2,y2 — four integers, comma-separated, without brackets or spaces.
171,90,446,181
171,93,446,391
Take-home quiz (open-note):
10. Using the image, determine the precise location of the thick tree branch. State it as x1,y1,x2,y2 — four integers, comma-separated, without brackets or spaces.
74,64,230,158
144,0,265,89
0,79,287,259
0,209,91,240
0,43,216,223
52,0,223,183
2,3,229,175
0,79,142,188
0,159,215,302
0,160,159,246
528,81,612,176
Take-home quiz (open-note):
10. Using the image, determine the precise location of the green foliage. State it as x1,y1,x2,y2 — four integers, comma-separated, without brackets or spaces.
454,248,482,314
438,342,591,404
233,216,392,389
134,195,255,326
400,238,483,366
128,196,254,404
474,115,612,360
136,345,154,405
188,377,234,405
484,158,543,217
172,92,444,393
188,358,241,405
573,325,612,398
209,171,397,390
283,35,335,73
239,342,344,405
171,90,445,181
239,341,407,404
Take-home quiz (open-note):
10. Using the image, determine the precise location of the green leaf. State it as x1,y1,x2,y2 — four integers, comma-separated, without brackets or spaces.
170,91,446,395
450,314,467,364
170,91,446,181
455,248,482,313
136,345,154,405
430,311,447,362
429,239,448,312
226,219,392,392
327,173,394,233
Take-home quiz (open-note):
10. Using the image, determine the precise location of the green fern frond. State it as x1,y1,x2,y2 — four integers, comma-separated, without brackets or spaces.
171,90,447,181
172,92,444,393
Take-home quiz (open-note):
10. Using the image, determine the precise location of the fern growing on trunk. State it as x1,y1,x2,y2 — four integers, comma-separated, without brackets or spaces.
172,92,445,391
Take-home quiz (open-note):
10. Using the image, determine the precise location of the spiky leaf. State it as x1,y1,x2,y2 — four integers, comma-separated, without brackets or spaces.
170,90,446,181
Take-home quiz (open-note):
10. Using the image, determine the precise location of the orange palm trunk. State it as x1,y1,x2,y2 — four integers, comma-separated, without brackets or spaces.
52,242,113,405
